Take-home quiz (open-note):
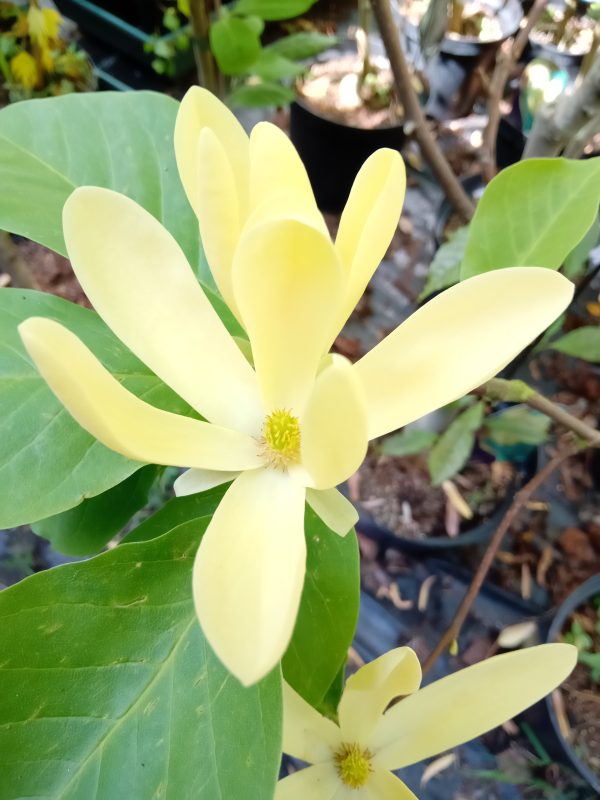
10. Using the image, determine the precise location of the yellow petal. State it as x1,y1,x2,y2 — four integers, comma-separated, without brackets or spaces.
195,128,242,320
174,86,249,221
244,187,328,238
19,318,262,471
306,488,358,536
276,764,342,800
249,122,318,220
366,770,418,799
355,268,574,439
193,468,306,685
173,468,238,497
232,220,344,413
282,682,342,764
338,648,421,746
63,187,263,434
333,150,406,337
371,644,577,769
301,355,368,490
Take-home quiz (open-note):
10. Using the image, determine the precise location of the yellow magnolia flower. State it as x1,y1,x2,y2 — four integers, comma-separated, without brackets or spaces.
19,88,574,686
10,50,39,90
278,644,576,799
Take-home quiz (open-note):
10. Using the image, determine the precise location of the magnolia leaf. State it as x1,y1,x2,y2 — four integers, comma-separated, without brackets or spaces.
0,91,201,272
31,466,162,556
562,216,600,281
381,427,439,456
0,289,197,528
227,81,295,108
265,31,336,60
0,520,282,799
420,226,469,300
233,0,317,21
461,158,600,279
250,51,305,81
427,402,485,484
484,405,551,446
210,16,262,76
549,326,600,363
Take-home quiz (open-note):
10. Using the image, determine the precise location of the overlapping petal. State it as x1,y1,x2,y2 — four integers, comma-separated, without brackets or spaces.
370,644,577,770
301,355,368,490
173,468,238,497
19,318,262,471
63,187,263,434
276,763,342,800
355,267,574,439
192,468,307,685
333,149,406,338
338,648,421,745
306,488,358,536
366,770,418,800
282,682,342,764
232,219,344,413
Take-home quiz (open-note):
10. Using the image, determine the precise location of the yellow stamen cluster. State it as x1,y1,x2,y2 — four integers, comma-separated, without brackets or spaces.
334,742,373,789
260,409,301,470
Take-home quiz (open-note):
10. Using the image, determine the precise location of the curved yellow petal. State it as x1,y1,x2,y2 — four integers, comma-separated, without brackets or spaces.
301,355,368,490
232,220,344,413
276,764,341,800
19,318,262,471
366,770,418,800
282,682,342,764
249,122,317,218
355,268,574,439
306,488,358,536
333,149,406,337
173,468,238,497
371,644,577,770
195,128,242,320
63,187,263,434
193,468,306,685
338,648,421,746
244,187,328,238
174,86,249,220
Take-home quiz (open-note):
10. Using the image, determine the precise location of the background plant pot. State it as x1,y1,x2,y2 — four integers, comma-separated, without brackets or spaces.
526,37,584,82
56,0,195,77
289,98,406,213
544,573,600,793
496,115,527,170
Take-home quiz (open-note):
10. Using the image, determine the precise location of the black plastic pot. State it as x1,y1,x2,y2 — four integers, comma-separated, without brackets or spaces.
56,0,195,77
527,37,585,83
289,98,406,213
496,115,527,170
545,573,600,793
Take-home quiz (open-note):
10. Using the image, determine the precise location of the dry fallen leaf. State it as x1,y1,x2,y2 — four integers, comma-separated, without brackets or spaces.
497,620,537,649
418,575,437,612
420,753,457,787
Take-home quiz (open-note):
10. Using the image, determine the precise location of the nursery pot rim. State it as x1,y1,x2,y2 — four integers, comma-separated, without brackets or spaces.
545,572,600,793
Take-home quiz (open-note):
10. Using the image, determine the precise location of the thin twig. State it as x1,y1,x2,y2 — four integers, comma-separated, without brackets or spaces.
422,442,578,674
370,0,476,222
481,0,548,183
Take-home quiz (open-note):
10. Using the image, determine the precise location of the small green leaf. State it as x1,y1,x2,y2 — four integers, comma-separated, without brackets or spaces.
244,13,265,35
549,326,600,363
427,402,485,484
0,519,282,798
460,158,600,280
210,16,262,76
484,405,551,446
562,216,600,281
264,31,336,59
419,226,469,300
232,0,317,21
31,466,161,556
380,427,439,456
250,50,305,81
227,80,295,107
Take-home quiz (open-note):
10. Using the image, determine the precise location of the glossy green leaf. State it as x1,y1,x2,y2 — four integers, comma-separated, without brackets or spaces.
0,289,196,528
233,0,317,21
264,31,336,59
0,521,282,799
484,405,551,446
227,80,295,108
380,427,439,456
427,401,485,484
210,16,262,76
282,506,359,707
250,51,305,81
0,91,200,271
460,158,600,279
31,466,162,556
419,225,468,300
549,326,600,363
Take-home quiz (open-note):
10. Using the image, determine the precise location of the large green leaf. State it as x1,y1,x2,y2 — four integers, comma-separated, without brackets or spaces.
427,401,485,484
233,0,317,21
0,91,200,271
264,31,336,59
549,326,600,363
460,158,600,280
31,466,162,556
210,16,262,76
0,520,282,799
0,289,195,527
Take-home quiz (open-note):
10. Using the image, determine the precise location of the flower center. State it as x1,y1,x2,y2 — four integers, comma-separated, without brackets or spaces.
333,742,373,789
260,409,301,470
